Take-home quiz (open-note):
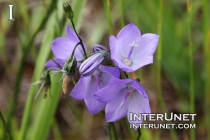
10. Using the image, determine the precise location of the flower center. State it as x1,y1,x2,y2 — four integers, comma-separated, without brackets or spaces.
121,41,138,66
120,83,135,108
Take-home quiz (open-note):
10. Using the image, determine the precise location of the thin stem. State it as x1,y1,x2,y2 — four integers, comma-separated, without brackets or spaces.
203,0,210,139
0,111,13,140
70,19,87,59
124,72,129,78
119,0,125,28
136,128,141,140
103,0,114,35
186,0,195,140
109,122,118,140
156,0,178,140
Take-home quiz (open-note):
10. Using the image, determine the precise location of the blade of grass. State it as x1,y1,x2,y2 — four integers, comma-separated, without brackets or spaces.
18,1,57,139
156,0,178,140
103,0,113,35
186,0,195,139
0,111,13,140
119,0,125,28
203,0,210,139
29,75,62,140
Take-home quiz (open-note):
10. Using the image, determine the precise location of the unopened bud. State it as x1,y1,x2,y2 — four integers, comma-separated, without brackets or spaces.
91,44,107,53
63,2,74,20
79,52,106,77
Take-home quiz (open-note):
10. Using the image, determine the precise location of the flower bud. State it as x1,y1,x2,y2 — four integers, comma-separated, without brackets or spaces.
91,44,107,53
79,53,105,77
63,2,74,20
63,56,77,75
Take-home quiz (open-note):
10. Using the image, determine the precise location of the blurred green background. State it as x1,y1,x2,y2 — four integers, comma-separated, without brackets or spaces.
0,0,209,140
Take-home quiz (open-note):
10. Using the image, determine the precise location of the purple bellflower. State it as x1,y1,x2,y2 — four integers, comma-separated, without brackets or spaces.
110,23,159,72
94,77,151,124
70,66,120,114
45,25,86,68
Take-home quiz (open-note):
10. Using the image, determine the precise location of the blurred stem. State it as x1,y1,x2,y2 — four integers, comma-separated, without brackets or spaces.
52,119,62,140
203,0,210,139
156,0,178,140
19,0,29,28
109,122,118,140
137,128,141,140
134,0,142,80
17,1,57,140
119,0,125,27
0,111,13,140
186,0,195,140
103,0,114,35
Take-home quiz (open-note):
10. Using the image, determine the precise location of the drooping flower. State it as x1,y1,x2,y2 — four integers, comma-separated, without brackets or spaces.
109,23,159,72
94,77,151,124
70,66,120,114
45,25,87,69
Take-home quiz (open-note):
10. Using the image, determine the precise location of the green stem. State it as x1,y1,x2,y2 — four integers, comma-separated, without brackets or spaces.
103,0,114,35
136,128,141,140
186,0,195,140
156,0,178,140
109,122,118,140
119,0,125,27
70,19,87,59
17,1,57,139
203,0,210,139
0,111,13,140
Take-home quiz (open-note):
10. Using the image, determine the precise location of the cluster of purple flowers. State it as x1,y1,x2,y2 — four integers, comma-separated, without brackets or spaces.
46,23,159,125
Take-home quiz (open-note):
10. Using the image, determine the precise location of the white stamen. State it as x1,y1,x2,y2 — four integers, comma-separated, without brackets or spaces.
129,41,138,47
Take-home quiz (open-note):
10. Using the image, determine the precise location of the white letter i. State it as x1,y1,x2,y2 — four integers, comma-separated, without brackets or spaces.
8,5,15,21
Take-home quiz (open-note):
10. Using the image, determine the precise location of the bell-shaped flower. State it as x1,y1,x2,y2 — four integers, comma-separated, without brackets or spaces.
70,66,120,115
109,23,159,72
94,77,151,124
45,25,87,69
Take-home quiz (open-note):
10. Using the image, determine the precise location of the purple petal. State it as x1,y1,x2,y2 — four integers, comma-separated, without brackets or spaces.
116,23,141,56
127,92,151,124
94,77,129,103
52,37,75,60
52,37,85,62
109,36,121,64
66,25,79,42
101,66,120,78
84,75,106,114
132,80,148,98
84,82,106,114
70,77,87,99
105,89,129,122
45,58,65,68
131,33,159,68
117,23,141,45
